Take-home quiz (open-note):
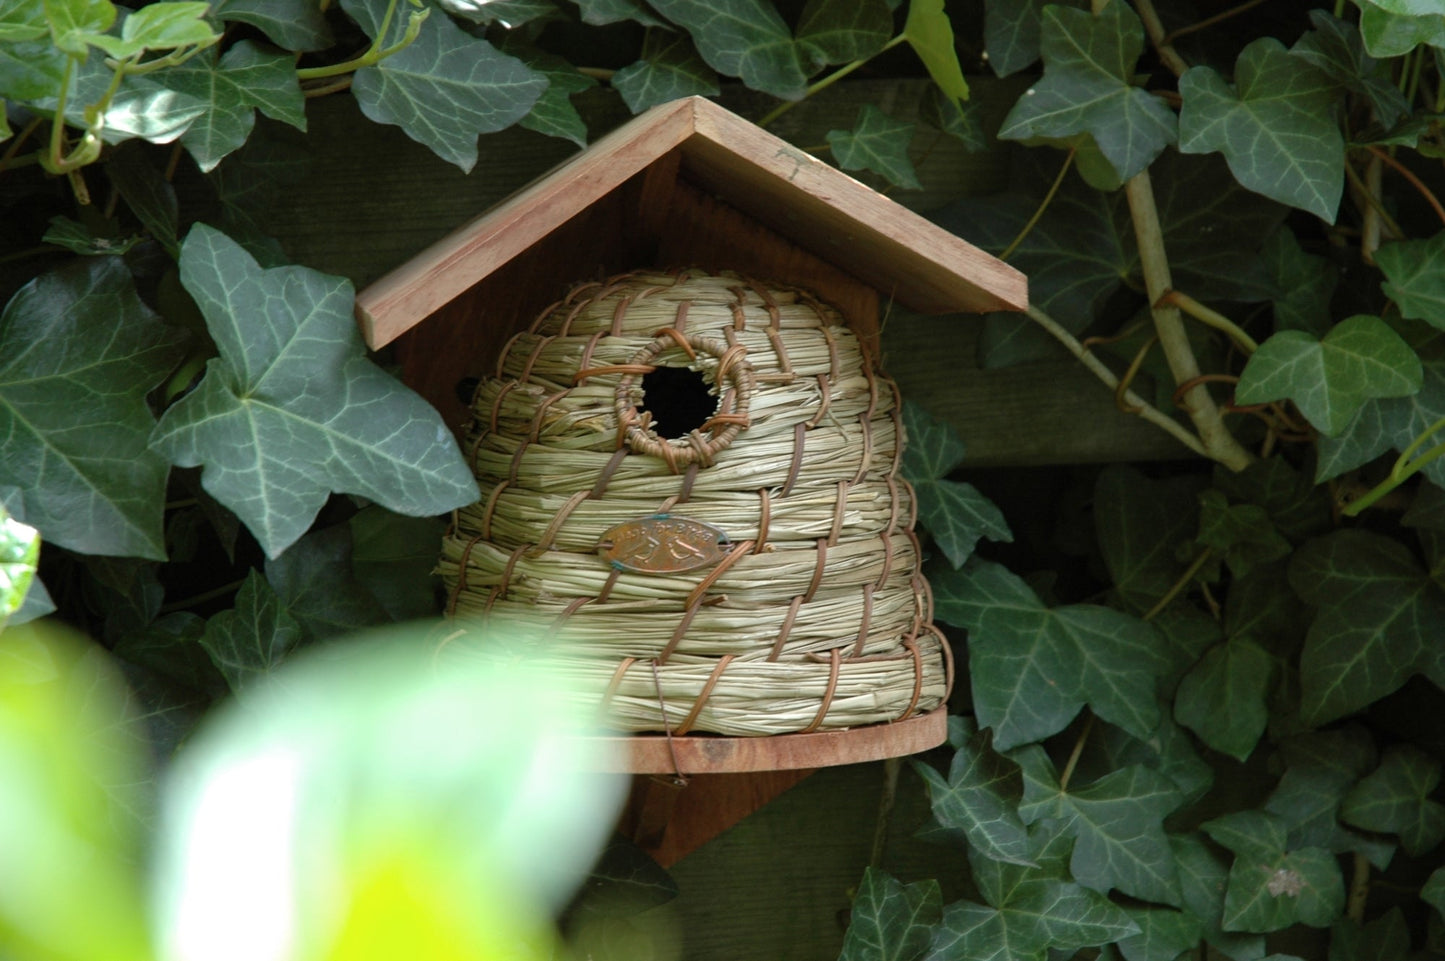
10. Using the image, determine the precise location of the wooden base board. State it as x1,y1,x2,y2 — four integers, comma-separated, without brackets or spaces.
580,707,948,775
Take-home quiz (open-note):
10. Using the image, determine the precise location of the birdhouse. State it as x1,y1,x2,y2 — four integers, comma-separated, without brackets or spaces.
354,96,1027,792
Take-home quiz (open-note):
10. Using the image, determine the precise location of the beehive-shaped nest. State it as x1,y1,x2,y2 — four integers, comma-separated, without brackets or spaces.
439,269,951,736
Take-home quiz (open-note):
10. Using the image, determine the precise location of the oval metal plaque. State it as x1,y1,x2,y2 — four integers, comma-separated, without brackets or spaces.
598,514,730,574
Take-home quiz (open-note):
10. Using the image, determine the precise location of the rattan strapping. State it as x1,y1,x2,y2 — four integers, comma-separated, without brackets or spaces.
440,269,950,735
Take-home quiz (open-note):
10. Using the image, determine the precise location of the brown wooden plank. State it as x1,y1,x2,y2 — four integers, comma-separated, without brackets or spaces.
578,708,947,774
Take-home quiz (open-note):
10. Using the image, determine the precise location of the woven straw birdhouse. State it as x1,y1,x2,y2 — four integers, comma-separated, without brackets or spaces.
353,96,1027,754
438,269,949,735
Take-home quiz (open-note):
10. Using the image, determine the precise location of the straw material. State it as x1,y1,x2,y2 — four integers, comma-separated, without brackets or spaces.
440,269,950,735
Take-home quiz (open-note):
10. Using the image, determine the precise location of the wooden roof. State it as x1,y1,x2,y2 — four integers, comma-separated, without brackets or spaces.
355,96,1028,349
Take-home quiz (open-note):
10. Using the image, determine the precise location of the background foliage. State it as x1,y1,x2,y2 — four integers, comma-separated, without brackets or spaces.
4,0,1445,958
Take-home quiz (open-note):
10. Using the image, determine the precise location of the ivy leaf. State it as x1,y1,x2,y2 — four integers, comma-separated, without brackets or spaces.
0,258,185,560
350,506,445,621
1221,557,1307,659
837,867,941,961
573,0,668,27
1178,39,1343,221
437,0,558,28
160,40,307,172
44,54,205,144
913,716,1034,867
1213,459,1333,545
505,45,595,148
198,569,304,691
998,2,1176,183
934,558,1170,750
1170,833,1268,961
982,0,1047,77
264,523,391,641
612,32,719,114
918,86,986,150
645,0,810,100
1081,717,1215,809
83,2,217,60
1289,530,1445,725
1377,232,1445,328
1095,465,1203,613
106,145,180,255
1356,2,1445,58
1195,489,1292,579
1329,908,1410,961
1263,228,1337,337
1117,906,1205,961
0,0,65,101
796,0,891,66
929,829,1139,961
1236,316,1422,436
150,225,480,558
1012,748,1184,906
1202,811,1345,933
1174,638,1276,762
903,0,969,104
1424,867,1445,921
828,105,922,190
44,0,115,55
211,0,333,51
1317,359,1445,487
1291,10,1409,126
205,123,310,265
344,0,547,172
900,402,1011,568
1340,744,1445,856
42,216,141,256
1263,726,1394,870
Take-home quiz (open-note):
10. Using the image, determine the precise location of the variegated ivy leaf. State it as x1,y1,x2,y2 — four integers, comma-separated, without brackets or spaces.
998,2,1176,183
150,225,480,558
1178,38,1344,221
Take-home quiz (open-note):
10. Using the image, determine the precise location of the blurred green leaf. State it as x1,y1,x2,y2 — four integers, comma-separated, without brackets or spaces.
0,503,39,625
1356,1,1445,58
349,507,445,622
1328,907,1410,961
903,0,968,103
42,215,141,256
1340,744,1445,856
1424,866,1445,921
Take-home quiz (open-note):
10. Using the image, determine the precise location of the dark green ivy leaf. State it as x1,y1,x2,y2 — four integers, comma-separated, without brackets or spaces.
1117,906,1205,961
1262,228,1337,338
1328,907,1410,961
1202,810,1345,933
796,0,892,66
1424,866,1445,921
612,32,719,114
42,216,142,256
1236,316,1422,436
934,558,1170,750
645,0,811,100
264,523,391,641
918,85,986,150
211,0,334,51
198,569,305,691
1195,489,1292,580
828,105,922,190
1378,231,1445,329
106,145,181,256
1012,747,1184,906
929,828,1139,961
0,0,65,101
900,402,1011,568
837,867,941,961
1264,726,1395,870
1174,638,1275,762
572,0,668,28
1170,833,1267,961
344,0,547,172
1340,744,1445,856
1178,39,1343,221
349,506,445,621
998,2,1176,183
1289,530,1445,725
1316,360,1445,487
913,716,1034,867
1356,1,1445,58
1095,465,1204,613
150,225,480,558
982,0,1049,77
1291,10,1410,127
504,44,596,148
569,837,679,919
0,259,185,560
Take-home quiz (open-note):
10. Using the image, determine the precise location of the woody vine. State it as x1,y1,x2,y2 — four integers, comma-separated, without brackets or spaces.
2,0,1445,959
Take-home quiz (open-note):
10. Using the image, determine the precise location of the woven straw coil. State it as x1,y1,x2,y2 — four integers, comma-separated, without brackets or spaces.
440,269,950,736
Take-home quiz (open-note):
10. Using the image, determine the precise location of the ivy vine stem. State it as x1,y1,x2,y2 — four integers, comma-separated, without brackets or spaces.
1144,549,1213,621
1000,147,1075,261
1342,413,1445,516
758,34,907,128
1347,853,1370,921
1365,144,1445,226
1124,169,1253,470
296,0,430,81
1132,0,1188,76
1025,305,1209,457
1057,712,1096,792
1156,290,1258,354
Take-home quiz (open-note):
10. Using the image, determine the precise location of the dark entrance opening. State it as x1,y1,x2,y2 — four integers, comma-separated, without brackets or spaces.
639,367,716,439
